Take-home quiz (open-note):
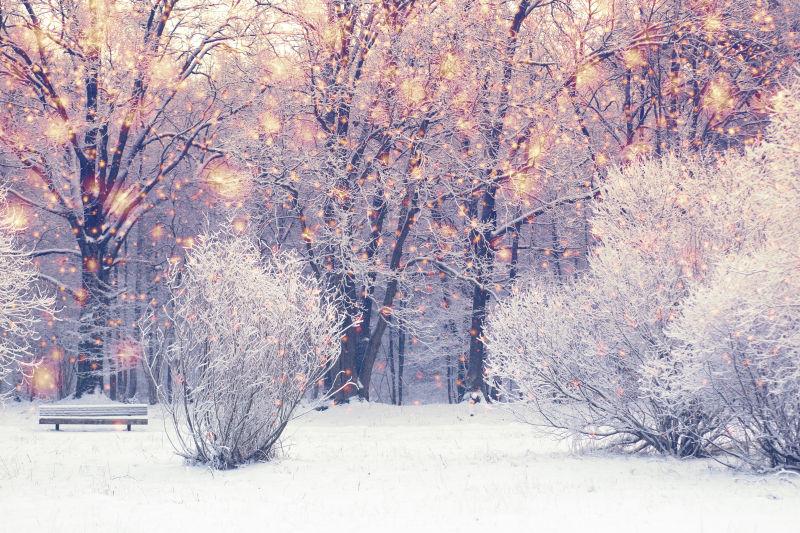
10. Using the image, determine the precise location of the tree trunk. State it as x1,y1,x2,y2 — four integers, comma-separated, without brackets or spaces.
356,179,422,398
446,350,453,404
549,217,563,280
127,367,138,400
166,364,173,403
109,372,117,401
466,283,490,394
387,328,396,405
75,261,110,397
332,274,360,403
463,2,529,397
354,121,428,400
397,321,405,406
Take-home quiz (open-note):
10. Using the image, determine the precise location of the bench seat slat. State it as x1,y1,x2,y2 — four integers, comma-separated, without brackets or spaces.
39,417,148,425
40,405,147,414
40,404,148,408
40,407,147,413
39,411,147,416
39,415,148,419
40,411,147,416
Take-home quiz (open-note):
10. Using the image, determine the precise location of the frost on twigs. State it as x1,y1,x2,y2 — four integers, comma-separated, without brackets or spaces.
153,231,342,469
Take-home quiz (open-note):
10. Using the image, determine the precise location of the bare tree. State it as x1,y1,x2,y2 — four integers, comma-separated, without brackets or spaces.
0,0,271,396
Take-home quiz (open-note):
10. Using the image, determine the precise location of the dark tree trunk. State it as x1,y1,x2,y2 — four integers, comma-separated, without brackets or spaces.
397,321,405,406
446,351,454,404
465,178,499,397
456,353,467,401
624,68,634,146
508,221,522,282
357,280,398,399
356,148,425,398
119,369,127,401
109,373,117,401
75,21,107,398
466,283,490,394
332,275,360,403
549,217,563,280
75,260,110,397
387,328,396,405
166,364,173,403
127,367,137,400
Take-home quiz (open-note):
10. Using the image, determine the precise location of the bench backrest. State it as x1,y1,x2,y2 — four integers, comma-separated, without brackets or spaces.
39,404,148,417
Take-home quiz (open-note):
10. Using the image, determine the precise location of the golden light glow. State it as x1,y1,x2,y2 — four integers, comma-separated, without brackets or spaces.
232,216,248,233
205,161,251,199
527,137,547,163
32,366,55,391
260,112,281,135
44,119,71,144
704,14,722,33
400,78,426,106
704,78,735,115
3,204,27,230
575,63,599,92
114,339,142,369
440,53,461,80
623,48,646,70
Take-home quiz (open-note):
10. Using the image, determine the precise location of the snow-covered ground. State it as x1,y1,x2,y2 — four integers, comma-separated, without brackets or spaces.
1,401,798,532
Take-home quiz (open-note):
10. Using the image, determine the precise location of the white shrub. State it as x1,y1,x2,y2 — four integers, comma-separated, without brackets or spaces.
485,145,776,456
160,232,341,469
486,76,800,467
486,275,726,456
0,193,54,396
667,79,800,471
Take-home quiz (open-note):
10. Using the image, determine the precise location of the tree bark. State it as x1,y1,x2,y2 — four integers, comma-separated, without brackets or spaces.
75,259,110,397
387,328,396,405
397,320,405,406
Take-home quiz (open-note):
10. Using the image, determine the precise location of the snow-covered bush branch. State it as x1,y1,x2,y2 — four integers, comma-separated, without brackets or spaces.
670,250,800,470
156,231,342,469
0,192,55,395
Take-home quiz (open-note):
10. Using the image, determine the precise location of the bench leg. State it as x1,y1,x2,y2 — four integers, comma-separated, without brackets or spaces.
55,424,59,431
127,424,131,431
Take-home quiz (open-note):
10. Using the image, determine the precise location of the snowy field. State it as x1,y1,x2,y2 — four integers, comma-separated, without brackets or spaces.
1,401,798,533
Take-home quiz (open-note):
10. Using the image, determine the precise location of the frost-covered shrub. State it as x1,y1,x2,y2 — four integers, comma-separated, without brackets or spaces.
486,77,800,466
486,156,727,455
0,193,54,396
667,80,800,471
485,146,775,456
491,277,726,455
160,232,341,469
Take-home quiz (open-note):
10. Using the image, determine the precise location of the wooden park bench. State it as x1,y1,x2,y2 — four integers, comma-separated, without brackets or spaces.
39,404,148,431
